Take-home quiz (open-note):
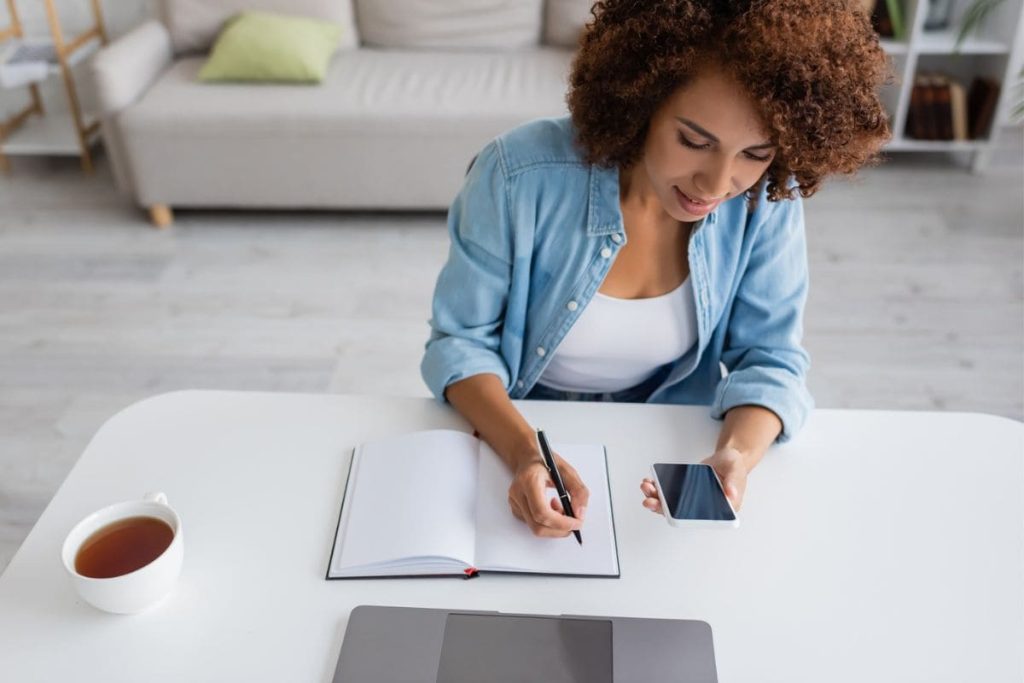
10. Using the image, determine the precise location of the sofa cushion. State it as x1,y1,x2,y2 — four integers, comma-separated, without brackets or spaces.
543,0,592,48
198,11,342,83
355,0,542,50
118,49,574,208
124,49,572,135
159,0,358,54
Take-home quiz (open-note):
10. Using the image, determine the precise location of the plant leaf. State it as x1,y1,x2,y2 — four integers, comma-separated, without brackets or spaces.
956,0,1005,51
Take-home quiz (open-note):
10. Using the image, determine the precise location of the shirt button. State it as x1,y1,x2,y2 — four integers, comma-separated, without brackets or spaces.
600,247,612,259
611,234,623,244
566,300,578,311
536,347,546,357
517,380,525,388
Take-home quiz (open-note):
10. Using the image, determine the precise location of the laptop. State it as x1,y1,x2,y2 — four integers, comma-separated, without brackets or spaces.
332,605,717,683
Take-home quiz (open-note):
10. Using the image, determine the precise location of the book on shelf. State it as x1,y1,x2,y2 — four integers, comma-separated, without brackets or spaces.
949,78,968,141
886,0,905,39
6,42,59,65
326,429,620,580
868,0,905,39
905,72,976,142
923,0,955,30
934,75,954,140
906,73,941,140
921,74,940,140
967,76,1001,140
906,76,922,139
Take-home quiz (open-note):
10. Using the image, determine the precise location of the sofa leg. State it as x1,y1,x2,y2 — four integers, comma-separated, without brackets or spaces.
149,204,173,228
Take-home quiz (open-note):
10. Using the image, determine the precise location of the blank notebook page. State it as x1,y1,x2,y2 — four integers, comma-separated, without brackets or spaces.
474,442,619,576
333,430,479,572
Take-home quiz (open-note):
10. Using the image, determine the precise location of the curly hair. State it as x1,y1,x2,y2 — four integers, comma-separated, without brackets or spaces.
567,0,893,201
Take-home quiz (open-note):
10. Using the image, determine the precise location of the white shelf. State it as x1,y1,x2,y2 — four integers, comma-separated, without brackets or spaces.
1,111,98,155
886,137,992,151
1,0,106,170
915,30,1010,54
876,0,1024,170
881,39,911,55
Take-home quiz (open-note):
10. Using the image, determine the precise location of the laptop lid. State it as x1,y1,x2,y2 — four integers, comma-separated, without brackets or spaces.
332,606,717,683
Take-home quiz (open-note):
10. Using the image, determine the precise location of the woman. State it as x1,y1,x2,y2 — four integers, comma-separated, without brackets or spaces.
422,0,890,537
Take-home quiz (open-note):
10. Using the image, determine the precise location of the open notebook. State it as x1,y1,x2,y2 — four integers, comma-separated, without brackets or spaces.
326,429,620,579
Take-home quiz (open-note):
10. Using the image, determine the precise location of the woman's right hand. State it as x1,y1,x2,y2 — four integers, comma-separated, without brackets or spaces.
443,375,589,538
507,453,589,538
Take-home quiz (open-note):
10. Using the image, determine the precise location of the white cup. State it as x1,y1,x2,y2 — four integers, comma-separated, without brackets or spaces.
61,492,184,614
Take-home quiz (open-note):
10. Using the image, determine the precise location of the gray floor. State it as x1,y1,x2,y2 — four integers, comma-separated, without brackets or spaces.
1,150,1022,572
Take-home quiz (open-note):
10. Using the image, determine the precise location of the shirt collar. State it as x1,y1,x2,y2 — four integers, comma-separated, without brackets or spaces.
586,163,718,237
586,163,622,236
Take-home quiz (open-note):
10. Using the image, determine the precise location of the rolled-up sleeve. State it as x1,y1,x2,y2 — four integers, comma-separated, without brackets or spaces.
710,195,815,442
421,141,515,401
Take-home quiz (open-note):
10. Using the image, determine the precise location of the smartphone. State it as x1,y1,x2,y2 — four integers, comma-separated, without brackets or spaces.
651,463,739,529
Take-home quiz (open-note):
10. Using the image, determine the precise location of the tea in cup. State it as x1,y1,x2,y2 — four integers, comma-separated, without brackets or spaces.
61,492,183,614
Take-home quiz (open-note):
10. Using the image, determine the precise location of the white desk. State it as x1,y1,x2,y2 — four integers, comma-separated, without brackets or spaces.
0,391,1021,682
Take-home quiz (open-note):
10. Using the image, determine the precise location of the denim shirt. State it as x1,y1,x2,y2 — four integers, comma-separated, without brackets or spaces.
421,116,814,441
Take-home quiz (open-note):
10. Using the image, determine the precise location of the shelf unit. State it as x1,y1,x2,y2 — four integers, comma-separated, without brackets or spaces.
879,0,1024,171
0,0,108,173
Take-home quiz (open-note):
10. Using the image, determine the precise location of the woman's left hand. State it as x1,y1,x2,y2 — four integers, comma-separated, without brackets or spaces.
640,446,749,514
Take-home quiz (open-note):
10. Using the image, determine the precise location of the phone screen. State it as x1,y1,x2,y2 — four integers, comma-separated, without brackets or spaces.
654,463,736,521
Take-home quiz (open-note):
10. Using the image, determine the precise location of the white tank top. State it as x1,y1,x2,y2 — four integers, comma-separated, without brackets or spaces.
537,278,699,393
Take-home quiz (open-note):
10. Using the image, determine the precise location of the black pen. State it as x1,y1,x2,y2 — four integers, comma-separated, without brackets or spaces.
536,429,582,545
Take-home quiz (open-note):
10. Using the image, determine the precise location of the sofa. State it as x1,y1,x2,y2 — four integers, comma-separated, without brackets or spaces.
89,0,592,227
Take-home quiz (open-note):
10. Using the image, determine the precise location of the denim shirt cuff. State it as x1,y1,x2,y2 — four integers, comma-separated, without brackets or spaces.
710,367,814,443
422,348,511,403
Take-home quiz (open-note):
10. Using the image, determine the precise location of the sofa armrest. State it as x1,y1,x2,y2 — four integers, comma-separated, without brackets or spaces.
89,20,173,115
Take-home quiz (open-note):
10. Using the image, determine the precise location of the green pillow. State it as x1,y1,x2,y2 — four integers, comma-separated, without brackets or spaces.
198,11,341,84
